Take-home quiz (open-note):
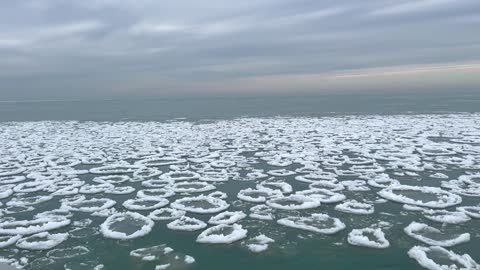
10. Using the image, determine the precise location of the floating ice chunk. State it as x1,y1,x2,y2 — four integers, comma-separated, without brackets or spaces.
335,200,374,215
105,186,136,195
155,264,170,269
160,171,200,181
92,175,130,184
47,246,89,259
408,246,479,270
91,207,118,217
462,174,480,184
423,209,471,224
267,195,320,210
208,191,228,199
351,164,385,173
131,245,172,261
237,188,282,203
131,244,194,269
419,146,456,156
136,156,186,167
167,216,207,231
341,180,370,191
89,164,140,174
278,214,345,234
0,234,21,248
137,188,175,199
249,204,274,220
0,217,70,235
296,189,346,203
171,195,229,214
51,186,79,196
100,212,154,240
211,160,235,168
403,204,429,212
199,170,229,182
185,255,195,264
363,173,399,188
13,181,49,193
404,222,470,247
244,234,275,253
295,172,337,183
123,198,169,211
172,181,216,193
347,228,390,249
7,195,52,207
81,156,106,165
0,166,25,177
257,181,293,194
457,206,480,218
267,159,292,167
16,232,68,250
142,179,174,188
309,181,344,192
2,205,35,214
441,179,480,197
267,169,296,177
430,173,449,179
197,224,247,244
79,183,114,194
170,163,190,171
0,175,26,185
335,169,361,177
35,209,72,219
378,184,462,208
63,198,116,212
0,185,14,199
132,167,162,180
346,157,375,165
208,211,247,225
245,171,269,181
149,208,186,221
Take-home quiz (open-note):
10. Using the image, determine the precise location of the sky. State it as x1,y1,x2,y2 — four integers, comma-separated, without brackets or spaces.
1,0,480,100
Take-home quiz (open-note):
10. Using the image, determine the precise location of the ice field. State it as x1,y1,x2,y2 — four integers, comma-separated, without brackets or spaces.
0,114,480,269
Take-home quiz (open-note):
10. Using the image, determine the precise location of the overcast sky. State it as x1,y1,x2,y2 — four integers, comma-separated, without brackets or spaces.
1,0,480,100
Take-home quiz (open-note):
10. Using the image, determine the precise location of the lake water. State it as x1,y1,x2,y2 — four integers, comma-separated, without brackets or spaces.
0,93,479,270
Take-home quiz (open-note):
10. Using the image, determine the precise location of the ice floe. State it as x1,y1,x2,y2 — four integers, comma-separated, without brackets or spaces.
16,232,68,250
408,246,479,270
167,216,207,231
277,214,345,234
171,195,229,214
208,211,247,225
404,222,470,247
131,244,195,268
100,212,154,240
196,224,247,244
266,195,320,210
237,188,282,203
378,184,462,208
422,209,471,224
47,246,89,259
244,234,275,253
347,228,389,249
335,200,374,215
0,217,70,235
122,198,169,211
148,208,186,221
62,198,116,212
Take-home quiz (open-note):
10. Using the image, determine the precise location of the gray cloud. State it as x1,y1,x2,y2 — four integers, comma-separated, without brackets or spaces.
0,0,479,100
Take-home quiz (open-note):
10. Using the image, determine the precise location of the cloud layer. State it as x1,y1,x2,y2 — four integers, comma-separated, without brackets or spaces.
1,0,479,99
